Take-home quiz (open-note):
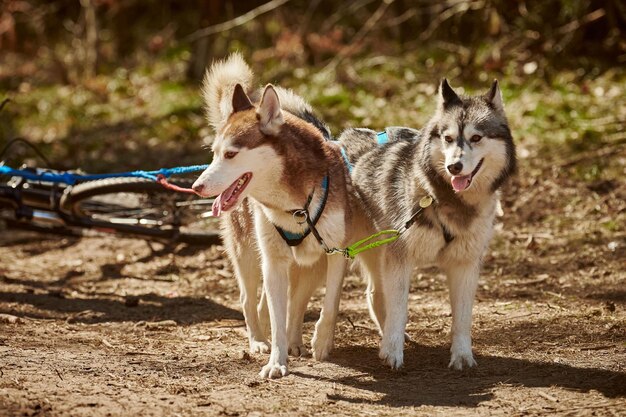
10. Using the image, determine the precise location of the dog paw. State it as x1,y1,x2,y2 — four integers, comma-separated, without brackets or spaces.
259,360,288,379
288,343,310,357
311,330,334,361
448,348,477,370
379,336,404,369
379,347,404,369
449,336,477,370
249,340,270,354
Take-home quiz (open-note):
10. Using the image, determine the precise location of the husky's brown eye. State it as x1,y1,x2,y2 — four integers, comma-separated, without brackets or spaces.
470,134,482,143
444,135,454,143
224,151,238,159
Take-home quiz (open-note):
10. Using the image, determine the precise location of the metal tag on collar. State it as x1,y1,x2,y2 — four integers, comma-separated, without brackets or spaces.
292,209,308,225
419,195,433,208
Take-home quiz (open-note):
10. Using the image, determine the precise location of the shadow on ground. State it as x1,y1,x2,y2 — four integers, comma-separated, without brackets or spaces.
0,290,242,324
293,344,626,408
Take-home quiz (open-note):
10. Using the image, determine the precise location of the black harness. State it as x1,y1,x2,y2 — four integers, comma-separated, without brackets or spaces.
274,174,330,247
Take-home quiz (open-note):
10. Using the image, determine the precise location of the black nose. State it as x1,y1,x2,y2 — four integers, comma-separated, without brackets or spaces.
447,162,463,175
192,183,205,194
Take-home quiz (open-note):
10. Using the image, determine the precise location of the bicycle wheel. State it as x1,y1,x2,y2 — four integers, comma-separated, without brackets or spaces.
59,177,221,245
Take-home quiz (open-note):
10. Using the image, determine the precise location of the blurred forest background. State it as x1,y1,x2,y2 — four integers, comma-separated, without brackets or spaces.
0,0,624,181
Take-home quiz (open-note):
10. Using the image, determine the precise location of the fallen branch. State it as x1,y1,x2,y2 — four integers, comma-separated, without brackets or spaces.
144,320,178,330
537,391,558,402
186,0,292,42
101,338,114,348
580,344,616,351
510,276,549,286
52,366,64,381
507,312,541,320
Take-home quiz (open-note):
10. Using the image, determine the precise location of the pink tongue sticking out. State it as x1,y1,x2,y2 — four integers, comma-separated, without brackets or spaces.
211,194,223,217
210,177,242,217
451,175,471,192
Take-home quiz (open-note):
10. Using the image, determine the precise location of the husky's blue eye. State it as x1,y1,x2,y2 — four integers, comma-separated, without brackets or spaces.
470,135,482,143
224,151,238,159
444,135,454,143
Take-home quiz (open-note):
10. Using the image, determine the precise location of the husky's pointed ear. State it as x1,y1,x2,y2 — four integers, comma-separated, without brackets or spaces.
232,84,253,113
257,84,284,135
485,79,505,114
438,78,461,109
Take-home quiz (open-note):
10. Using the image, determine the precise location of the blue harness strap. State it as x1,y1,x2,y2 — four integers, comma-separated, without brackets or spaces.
0,164,209,185
337,130,388,173
340,147,352,173
377,131,389,144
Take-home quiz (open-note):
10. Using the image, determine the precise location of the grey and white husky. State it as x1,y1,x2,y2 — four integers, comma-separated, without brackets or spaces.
339,79,516,370
192,54,357,378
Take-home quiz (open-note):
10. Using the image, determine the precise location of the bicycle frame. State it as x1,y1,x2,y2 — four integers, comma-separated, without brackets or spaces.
0,167,219,245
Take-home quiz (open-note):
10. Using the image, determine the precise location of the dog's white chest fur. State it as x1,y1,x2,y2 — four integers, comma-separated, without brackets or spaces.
260,204,347,267
405,198,497,266
437,198,497,265
292,209,346,266
290,237,324,266
404,226,445,264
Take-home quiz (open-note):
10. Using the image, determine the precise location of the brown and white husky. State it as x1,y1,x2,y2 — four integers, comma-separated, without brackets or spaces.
192,54,357,378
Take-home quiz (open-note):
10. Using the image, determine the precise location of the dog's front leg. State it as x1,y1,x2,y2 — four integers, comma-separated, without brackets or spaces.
259,258,290,379
379,252,411,369
312,255,346,361
445,261,480,370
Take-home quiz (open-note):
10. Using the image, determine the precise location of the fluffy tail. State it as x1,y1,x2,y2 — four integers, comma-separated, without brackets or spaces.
202,52,255,131
202,53,330,139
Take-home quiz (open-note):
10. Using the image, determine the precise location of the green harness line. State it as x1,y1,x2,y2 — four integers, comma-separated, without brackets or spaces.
341,229,403,259
303,195,435,260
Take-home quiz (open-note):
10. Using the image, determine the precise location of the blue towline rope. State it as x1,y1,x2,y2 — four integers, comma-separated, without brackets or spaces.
0,164,209,186
1,130,387,184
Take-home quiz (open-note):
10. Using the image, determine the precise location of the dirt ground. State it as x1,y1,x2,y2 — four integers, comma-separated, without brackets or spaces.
1,174,625,416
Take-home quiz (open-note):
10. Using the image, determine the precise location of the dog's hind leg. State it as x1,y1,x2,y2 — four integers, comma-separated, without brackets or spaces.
221,207,269,354
359,250,413,343
257,287,270,340
312,255,347,361
445,261,480,370
286,262,320,357
378,251,411,369
232,245,270,354
359,251,385,335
